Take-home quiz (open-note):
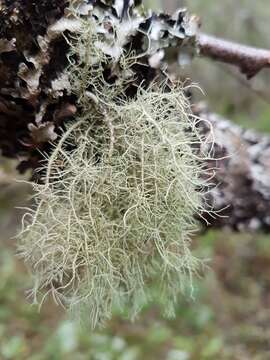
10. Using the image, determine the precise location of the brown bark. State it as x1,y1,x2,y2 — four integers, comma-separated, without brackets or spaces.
198,33,270,78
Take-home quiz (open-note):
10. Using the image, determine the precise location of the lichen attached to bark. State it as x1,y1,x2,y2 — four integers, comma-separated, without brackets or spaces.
16,2,213,328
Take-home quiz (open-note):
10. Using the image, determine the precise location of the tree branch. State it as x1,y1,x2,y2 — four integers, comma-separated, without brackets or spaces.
1,1,270,231
197,33,270,79
195,104,270,231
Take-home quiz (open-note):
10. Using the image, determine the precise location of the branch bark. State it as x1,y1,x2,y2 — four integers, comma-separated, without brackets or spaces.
196,105,270,231
197,33,270,79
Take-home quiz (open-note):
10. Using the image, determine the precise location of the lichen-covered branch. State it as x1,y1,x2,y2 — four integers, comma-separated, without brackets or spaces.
1,0,270,232
197,33,270,79
0,0,197,168
197,105,270,231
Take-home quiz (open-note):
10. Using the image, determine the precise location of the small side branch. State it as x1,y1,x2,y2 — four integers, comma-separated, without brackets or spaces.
197,33,270,78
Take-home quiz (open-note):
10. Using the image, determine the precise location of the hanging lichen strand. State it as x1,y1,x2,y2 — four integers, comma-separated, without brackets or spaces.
17,1,213,328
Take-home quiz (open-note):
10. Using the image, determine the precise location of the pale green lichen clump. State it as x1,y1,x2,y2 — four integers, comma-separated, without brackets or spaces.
18,12,213,328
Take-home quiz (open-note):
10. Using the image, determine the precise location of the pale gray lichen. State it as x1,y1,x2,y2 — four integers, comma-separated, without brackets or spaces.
17,2,213,328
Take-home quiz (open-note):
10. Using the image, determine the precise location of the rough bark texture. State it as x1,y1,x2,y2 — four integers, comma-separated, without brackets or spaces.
0,0,270,230
0,0,73,170
197,105,270,231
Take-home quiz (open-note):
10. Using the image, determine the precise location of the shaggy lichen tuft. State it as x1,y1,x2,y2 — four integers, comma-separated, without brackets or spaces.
17,5,214,328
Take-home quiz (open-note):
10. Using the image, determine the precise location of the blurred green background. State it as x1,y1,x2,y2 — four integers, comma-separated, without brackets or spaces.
1,1,270,359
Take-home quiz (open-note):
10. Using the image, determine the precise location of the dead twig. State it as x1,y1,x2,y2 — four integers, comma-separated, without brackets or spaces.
197,33,270,79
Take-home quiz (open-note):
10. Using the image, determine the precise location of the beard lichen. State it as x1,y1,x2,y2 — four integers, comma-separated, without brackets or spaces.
17,8,214,329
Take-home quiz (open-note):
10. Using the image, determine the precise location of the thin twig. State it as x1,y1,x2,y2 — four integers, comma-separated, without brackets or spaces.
197,32,270,79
